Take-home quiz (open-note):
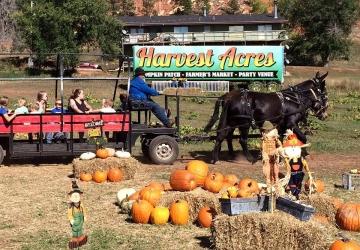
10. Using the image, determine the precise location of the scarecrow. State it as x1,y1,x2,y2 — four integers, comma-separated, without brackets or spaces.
67,180,87,249
260,121,283,191
282,130,314,199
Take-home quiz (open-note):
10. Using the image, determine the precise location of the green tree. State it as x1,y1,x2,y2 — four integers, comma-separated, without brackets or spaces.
279,0,360,65
15,0,122,67
222,0,240,14
249,0,268,14
174,0,192,15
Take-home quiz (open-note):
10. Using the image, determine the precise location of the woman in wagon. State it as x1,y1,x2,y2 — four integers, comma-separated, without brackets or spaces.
68,89,93,114
129,67,173,127
0,96,17,122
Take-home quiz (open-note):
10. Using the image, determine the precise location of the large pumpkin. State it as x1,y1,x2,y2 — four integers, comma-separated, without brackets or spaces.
330,238,360,250
185,160,209,186
150,206,170,225
336,203,360,231
224,174,239,186
96,148,108,159
204,172,224,193
131,200,154,224
139,187,162,206
305,179,325,193
80,172,92,182
198,206,216,228
107,168,123,182
238,178,260,194
92,170,108,183
170,200,189,225
170,170,197,191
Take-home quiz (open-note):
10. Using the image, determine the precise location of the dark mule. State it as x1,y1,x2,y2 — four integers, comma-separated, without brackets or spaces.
204,72,329,164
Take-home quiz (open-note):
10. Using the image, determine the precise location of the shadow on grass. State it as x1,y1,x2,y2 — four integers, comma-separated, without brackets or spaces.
3,156,74,167
195,235,214,249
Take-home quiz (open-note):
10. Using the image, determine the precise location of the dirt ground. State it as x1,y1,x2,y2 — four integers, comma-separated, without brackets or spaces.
0,152,360,249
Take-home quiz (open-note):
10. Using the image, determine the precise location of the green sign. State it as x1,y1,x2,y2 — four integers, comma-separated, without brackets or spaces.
133,45,284,82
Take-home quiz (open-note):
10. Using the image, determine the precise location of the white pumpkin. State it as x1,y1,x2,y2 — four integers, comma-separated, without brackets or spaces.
115,150,131,159
80,152,96,160
105,148,115,157
116,188,136,204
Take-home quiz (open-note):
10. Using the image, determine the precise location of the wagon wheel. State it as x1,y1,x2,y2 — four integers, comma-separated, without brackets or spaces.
0,145,4,165
148,135,179,165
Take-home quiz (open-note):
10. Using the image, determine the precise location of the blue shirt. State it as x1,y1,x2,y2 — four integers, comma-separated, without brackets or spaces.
129,76,159,101
0,107,8,115
51,107,67,114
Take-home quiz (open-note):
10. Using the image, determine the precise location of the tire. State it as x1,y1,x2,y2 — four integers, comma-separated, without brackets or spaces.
0,145,4,165
148,135,179,165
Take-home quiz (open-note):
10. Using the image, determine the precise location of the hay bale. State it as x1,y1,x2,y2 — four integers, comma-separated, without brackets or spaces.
300,193,342,224
159,187,221,222
73,156,139,180
213,212,337,250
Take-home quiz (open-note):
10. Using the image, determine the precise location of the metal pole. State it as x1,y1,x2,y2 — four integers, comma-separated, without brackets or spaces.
55,54,59,100
112,56,123,104
59,54,64,133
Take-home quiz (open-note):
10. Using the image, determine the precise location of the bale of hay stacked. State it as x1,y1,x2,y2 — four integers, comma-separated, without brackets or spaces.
300,193,342,224
213,212,337,250
159,187,221,222
73,157,139,180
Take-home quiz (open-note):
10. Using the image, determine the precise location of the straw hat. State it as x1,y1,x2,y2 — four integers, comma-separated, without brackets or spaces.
261,121,276,131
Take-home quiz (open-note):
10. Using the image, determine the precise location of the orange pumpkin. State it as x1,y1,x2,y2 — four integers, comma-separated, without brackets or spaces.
336,203,360,231
92,170,108,183
139,187,162,206
238,178,259,194
170,200,189,225
80,172,92,182
131,200,154,224
198,206,216,228
305,179,325,193
170,170,197,191
96,148,108,159
221,182,232,190
330,238,360,250
224,174,239,186
185,160,209,186
147,182,164,192
107,168,123,182
204,172,224,193
238,188,253,198
128,191,140,201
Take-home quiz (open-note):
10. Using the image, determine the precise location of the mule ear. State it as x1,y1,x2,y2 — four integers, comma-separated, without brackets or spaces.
315,71,321,79
320,72,328,81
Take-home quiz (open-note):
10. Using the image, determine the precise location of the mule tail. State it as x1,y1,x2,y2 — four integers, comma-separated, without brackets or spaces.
204,98,223,132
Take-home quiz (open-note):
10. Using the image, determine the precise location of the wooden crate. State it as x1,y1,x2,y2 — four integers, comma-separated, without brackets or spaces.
342,173,360,190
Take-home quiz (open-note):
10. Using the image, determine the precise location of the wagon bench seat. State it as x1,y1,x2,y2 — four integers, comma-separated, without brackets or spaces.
0,113,130,133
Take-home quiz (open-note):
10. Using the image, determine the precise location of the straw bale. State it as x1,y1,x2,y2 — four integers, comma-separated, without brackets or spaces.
212,212,337,250
159,187,221,222
300,193,342,224
72,156,139,180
